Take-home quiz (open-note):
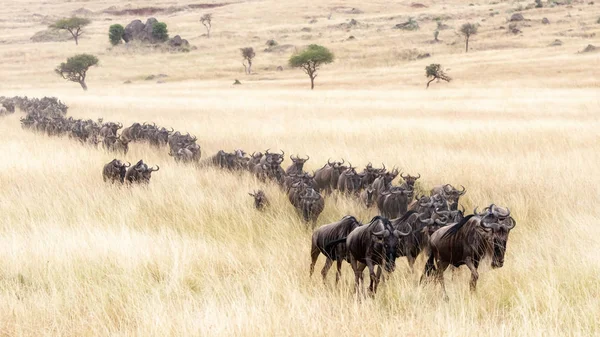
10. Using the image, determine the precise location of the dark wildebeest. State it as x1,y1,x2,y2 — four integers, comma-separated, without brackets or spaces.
399,172,420,190
372,167,399,198
391,211,446,271
421,205,516,300
377,186,414,219
283,172,318,193
337,165,364,195
286,154,309,175
99,122,122,138
360,162,386,188
248,190,268,210
360,186,376,208
326,216,411,295
102,159,130,183
120,123,142,142
313,159,346,192
430,184,466,211
298,188,325,225
106,136,129,155
125,160,159,184
309,215,361,283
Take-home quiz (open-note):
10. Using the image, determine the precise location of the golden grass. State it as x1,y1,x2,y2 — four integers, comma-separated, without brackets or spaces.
1,0,600,335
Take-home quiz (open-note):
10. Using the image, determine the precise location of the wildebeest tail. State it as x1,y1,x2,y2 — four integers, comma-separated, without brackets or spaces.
323,237,347,259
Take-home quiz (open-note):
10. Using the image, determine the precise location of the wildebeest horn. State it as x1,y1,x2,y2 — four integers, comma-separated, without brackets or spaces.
444,184,453,192
401,172,408,179
248,192,255,197
367,162,372,168
416,173,421,179
504,217,516,230
434,218,447,226
169,127,174,133
290,154,296,161
372,229,389,237
381,163,386,170
394,225,411,236
458,185,466,195
265,149,270,154
327,158,333,165
419,216,434,225
304,155,309,161
474,206,490,217
460,204,465,213
340,158,345,165
151,165,160,172
125,162,131,167
117,122,123,128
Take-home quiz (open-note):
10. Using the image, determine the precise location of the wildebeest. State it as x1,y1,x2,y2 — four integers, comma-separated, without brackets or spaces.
102,159,130,183
120,122,141,142
298,188,325,225
391,211,446,271
377,186,414,219
309,215,361,283
421,205,516,300
337,165,364,195
360,162,386,188
99,122,122,138
430,184,466,211
372,167,399,197
286,154,309,175
399,172,421,190
360,186,376,208
253,150,285,184
125,160,159,184
313,159,347,192
103,136,129,154
248,190,269,210
326,216,410,295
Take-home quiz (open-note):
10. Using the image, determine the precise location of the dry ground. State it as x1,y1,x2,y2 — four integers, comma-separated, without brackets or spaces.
1,0,600,336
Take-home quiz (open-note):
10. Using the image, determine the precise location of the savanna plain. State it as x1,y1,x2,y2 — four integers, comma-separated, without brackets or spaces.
1,0,600,335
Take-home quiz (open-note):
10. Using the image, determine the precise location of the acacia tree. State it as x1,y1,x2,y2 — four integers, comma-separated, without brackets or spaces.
200,14,212,38
49,17,90,45
425,64,451,89
241,47,255,74
460,23,478,53
55,54,99,91
288,44,334,90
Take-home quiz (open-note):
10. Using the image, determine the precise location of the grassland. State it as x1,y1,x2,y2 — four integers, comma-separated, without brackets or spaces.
1,0,599,335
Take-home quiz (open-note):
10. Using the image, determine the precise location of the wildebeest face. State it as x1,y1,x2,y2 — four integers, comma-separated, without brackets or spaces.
477,205,515,268
372,219,409,273
401,173,421,188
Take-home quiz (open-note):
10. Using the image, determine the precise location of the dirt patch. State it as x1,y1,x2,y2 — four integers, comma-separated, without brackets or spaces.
104,3,230,15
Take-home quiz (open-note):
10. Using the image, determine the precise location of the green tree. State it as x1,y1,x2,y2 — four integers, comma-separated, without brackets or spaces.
459,23,478,53
49,17,90,45
288,44,334,90
152,22,169,42
55,54,99,91
241,47,255,74
109,24,125,46
425,64,451,89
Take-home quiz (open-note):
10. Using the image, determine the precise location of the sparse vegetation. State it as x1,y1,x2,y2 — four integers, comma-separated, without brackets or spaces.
49,17,90,45
434,30,440,42
201,14,212,38
108,24,125,45
460,22,478,52
152,22,169,42
394,17,419,30
535,0,544,8
425,63,451,88
54,54,99,91
289,44,334,90
241,47,256,74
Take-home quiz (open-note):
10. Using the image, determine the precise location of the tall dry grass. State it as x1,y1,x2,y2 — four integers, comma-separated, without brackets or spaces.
1,0,600,335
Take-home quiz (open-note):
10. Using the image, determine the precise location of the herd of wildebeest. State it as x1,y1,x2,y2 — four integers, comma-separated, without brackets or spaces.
1,95,517,300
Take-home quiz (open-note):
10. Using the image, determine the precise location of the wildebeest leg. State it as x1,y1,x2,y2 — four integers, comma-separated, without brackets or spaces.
407,255,416,273
356,262,367,297
373,265,383,293
321,258,333,282
309,245,320,278
335,257,343,285
435,260,450,301
366,258,378,294
350,257,361,294
465,257,479,292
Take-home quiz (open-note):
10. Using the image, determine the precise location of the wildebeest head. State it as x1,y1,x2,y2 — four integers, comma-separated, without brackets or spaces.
473,205,515,268
370,216,410,272
361,162,386,186
400,172,421,188
290,154,309,166
361,187,375,208
132,160,159,183
248,190,268,210
439,184,466,210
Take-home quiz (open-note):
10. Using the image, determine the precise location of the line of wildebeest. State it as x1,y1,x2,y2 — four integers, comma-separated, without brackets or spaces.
3,96,517,300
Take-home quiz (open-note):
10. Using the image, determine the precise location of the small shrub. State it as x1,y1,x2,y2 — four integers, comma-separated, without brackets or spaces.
597,17,600,24
535,0,544,8
152,22,169,42
109,24,125,45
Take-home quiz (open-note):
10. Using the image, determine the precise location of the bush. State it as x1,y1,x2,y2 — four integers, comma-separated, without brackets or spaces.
535,0,543,8
597,17,600,24
109,24,125,45
152,22,169,42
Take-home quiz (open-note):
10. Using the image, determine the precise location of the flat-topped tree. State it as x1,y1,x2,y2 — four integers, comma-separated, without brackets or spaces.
460,23,478,53
55,54,99,91
49,17,90,45
241,47,255,74
289,44,334,90
425,64,451,89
